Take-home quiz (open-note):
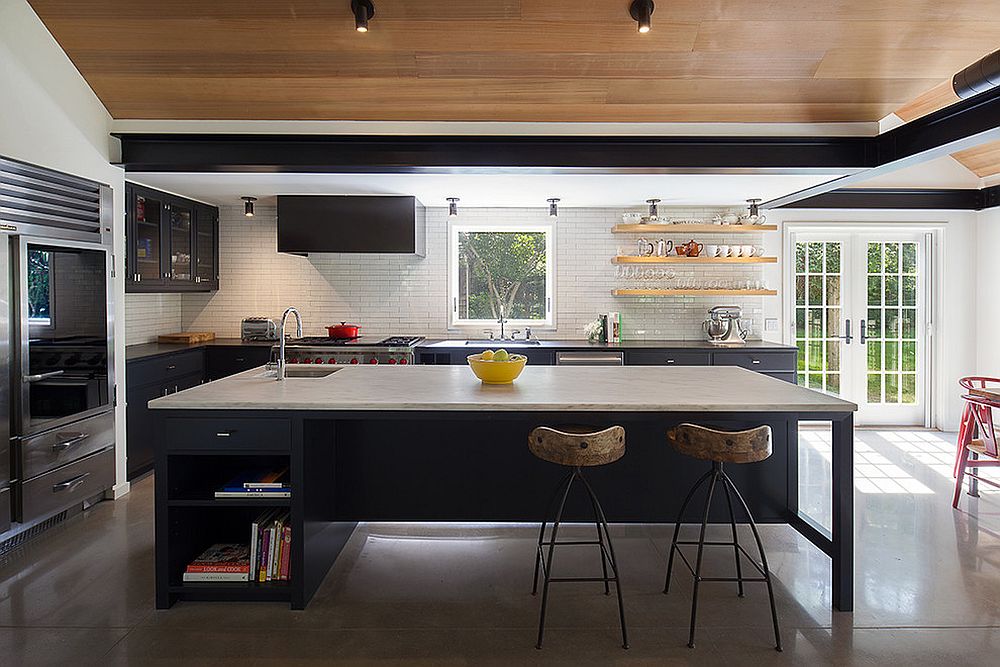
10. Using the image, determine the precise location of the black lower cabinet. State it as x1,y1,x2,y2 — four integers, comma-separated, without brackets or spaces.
205,346,273,381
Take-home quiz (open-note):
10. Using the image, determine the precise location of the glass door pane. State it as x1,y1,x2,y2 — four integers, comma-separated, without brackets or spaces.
794,240,844,395
134,194,163,281
196,210,215,284
169,203,193,282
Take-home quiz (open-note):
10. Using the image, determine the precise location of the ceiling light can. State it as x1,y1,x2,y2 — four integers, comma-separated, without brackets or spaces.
447,197,460,217
242,196,257,217
547,198,560,218
352,0,375,32
629,0,654,34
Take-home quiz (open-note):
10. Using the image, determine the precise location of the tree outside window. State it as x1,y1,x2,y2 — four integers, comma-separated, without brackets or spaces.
451,225,553,325
27,249,52,326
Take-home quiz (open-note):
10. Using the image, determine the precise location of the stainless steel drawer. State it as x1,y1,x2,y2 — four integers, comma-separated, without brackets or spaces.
19,447,114,524
20,411,115,480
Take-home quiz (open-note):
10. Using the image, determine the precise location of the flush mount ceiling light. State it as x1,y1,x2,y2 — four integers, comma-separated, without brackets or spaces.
547,198,560,218
242,196,256,217
646,198,660,218
351,0,375,32
629,0,654,34
447,197,460,217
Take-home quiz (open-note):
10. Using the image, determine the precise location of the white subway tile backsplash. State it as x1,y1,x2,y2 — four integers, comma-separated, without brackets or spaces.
125,205,770,343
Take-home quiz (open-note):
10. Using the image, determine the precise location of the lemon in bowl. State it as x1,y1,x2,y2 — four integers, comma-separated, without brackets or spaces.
467,349,528,384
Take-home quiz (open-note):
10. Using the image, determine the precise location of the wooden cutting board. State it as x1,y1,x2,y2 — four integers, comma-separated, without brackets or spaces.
157,332,216,344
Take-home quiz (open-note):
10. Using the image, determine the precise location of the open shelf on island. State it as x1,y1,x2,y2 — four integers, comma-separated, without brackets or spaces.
612,288,778,296
612,255,777,264
613,223,777,233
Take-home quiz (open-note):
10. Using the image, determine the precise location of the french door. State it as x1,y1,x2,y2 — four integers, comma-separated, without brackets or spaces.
789,231,930,426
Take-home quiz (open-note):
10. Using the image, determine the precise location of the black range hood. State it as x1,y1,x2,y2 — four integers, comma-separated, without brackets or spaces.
277,195,426,256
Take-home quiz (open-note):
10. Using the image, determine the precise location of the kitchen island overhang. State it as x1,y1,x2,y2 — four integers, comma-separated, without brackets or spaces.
150,365,856,612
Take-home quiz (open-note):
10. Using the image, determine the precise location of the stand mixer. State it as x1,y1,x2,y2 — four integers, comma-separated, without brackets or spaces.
703,305,749,345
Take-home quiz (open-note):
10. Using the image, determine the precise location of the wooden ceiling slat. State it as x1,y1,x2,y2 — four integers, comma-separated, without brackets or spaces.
607,78,942,105
953,141,1000,178
894,80,959,122
815,48,994,79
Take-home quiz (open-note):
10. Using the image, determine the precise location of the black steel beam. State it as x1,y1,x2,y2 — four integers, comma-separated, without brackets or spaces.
113,133,873,174
779,188,983,210
982,184,1000,210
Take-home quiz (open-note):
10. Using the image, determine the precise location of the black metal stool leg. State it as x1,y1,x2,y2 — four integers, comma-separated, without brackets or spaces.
582,473,611,595
535,470,575,649
533,470,574,596
688,464,721,649
722,471,783,652
721,466,745,598
578,473,629,650
664,468,714,594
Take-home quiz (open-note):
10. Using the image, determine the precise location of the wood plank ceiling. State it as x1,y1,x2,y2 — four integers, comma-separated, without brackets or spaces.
26,0,1000,123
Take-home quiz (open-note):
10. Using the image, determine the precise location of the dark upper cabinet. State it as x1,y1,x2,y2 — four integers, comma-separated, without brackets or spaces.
277,195,426,256
126,182,219,293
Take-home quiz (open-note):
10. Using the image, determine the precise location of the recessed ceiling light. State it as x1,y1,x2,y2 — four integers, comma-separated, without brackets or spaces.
547,198,560,218
447,197,460,217
242,196,256,217
629,0,654,34
351,0,375,32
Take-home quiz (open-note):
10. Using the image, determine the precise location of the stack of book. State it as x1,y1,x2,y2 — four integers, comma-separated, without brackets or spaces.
183,544,251,582
251,509,291,583
214,467,290,499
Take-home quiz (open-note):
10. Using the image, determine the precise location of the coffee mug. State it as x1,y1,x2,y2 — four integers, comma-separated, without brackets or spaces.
623,211,642,224
718,244,730,258
741,245,755,257
752,245,765,257
704,244,719,257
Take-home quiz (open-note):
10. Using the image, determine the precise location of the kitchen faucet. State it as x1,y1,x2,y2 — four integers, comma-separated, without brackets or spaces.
497,306,508,340
277,307,302,381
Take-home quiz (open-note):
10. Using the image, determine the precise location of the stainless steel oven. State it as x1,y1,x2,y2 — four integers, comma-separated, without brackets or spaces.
12,237,113,436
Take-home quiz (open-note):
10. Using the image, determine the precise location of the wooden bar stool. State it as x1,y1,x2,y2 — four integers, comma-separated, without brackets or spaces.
528,425,628,650
663,423,782,652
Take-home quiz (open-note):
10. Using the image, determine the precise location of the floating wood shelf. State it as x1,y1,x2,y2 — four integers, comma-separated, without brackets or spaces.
612,288,778,297
612,255,777,264
612,224,777,233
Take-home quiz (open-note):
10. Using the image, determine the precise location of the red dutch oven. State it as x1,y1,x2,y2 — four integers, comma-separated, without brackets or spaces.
326,322,360,339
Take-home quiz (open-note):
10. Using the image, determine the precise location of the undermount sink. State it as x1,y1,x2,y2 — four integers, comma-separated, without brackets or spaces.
464,339,542,346
255,366,341,379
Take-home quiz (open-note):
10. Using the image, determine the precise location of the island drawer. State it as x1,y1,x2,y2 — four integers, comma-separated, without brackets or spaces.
625,350,711,366
129,350,205,388
19,447,115,524
20,410,116,480
162,417,291,452
713,351,796,372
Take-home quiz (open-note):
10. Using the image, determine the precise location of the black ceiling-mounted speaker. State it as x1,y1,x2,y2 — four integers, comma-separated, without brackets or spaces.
952,49,1000,99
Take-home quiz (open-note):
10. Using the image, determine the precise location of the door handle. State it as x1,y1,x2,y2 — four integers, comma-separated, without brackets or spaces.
25,370,65,382
51,432,90,451
841,318,853,345
860,319,868,345
52,472,90,493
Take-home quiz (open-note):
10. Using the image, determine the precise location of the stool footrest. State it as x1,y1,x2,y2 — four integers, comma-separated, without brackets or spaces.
537,542,613,579
672,542,768,578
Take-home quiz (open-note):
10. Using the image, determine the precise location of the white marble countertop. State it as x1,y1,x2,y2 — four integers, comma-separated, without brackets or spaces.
148,365,856,413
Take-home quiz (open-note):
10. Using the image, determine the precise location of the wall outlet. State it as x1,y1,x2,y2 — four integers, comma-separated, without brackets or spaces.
764,318,779,332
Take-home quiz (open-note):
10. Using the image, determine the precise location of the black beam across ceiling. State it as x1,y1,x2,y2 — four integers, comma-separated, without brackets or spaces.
776,188,991,210
112,134,872,174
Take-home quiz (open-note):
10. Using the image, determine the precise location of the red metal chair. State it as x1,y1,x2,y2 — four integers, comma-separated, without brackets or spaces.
954,377,1000,508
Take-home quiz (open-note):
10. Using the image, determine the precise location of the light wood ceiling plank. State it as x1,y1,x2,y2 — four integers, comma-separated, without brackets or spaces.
894,80,959,122
607,78,942,105
952,141,1000,178
814,48,993,79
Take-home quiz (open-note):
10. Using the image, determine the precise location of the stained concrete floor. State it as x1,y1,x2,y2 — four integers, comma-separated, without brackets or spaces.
1,429,999,665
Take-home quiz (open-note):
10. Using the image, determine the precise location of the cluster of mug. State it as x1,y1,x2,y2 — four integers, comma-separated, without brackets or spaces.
635,238,765,258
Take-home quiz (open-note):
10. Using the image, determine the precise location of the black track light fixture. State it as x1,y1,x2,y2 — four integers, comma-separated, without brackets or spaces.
548,198,560,218
447,197,460,217
242,196,256,217
351,0,375,33
646,198,660,219
629,0,654,34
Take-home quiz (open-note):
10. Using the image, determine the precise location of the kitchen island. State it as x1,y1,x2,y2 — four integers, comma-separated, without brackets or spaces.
150,364,856,611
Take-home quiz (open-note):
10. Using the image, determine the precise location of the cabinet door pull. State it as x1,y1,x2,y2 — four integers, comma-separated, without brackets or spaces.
216,431,234,437
52,472,90,493
166,365,176,371
26,370,65,383
665,359,675,364
51,433,89,451
751,359,761,365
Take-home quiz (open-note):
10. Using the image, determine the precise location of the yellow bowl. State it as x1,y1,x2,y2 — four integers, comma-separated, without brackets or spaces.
467,353,528,384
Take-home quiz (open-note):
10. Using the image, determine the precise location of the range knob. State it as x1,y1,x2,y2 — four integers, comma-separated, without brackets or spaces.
328,358,338,364
350,358,359,364
369,358,379,364
289,357,299,364
399,358,408,365
302,358,313,364
314,357,324,364
388,358,397,364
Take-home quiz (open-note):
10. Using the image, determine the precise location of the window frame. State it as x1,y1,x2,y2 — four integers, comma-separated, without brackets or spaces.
448,221,555,330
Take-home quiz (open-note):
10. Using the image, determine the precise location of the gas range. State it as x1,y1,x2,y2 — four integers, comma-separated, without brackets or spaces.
277,336,424,366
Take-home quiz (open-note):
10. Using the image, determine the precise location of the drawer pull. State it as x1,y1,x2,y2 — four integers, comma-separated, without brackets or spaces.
166,364,177,371
25,370,65,383
666,359,675,364
216,431,234,437
235,357,246,362
51,432,90,451
751,359,761,365
52,472,90,493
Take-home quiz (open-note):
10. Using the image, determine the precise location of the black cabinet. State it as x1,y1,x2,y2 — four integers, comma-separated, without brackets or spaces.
624,350,711,366
205,346,272,381
126,182,219,293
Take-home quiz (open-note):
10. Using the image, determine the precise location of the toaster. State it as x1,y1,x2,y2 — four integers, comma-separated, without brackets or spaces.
241,317,279,341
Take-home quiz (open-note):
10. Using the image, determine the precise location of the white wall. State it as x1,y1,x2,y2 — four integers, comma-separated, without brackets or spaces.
764,208,979,431
0,0,129,496
176,205,771,342
976,208,1000,375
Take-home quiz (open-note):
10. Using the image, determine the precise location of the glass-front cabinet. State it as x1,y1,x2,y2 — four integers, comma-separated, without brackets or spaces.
126,183,219,293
